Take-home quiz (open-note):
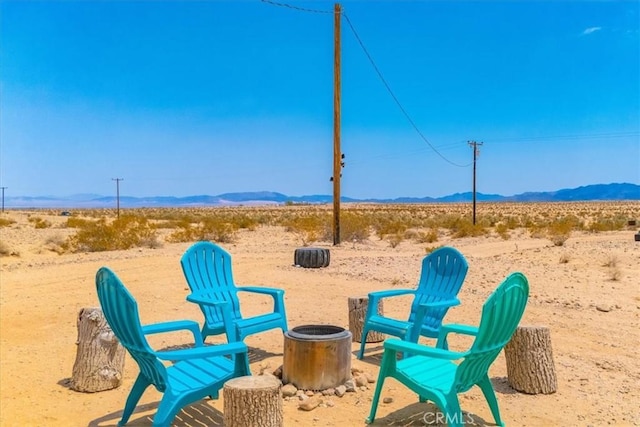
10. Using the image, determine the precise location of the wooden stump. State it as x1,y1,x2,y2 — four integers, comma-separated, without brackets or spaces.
224,375,283,427
71,307,125,392
504,325,557,394
348,296,385,343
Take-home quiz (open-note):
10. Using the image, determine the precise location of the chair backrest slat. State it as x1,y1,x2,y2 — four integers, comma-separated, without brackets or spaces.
96,267,169,391
454,272,529,393
410,247,469,330
181,242,243,323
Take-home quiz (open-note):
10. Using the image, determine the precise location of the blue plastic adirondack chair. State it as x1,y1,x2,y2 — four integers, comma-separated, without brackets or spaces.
95,267,251,427
358,246,468,359
366,272,530,427
180,241,288,342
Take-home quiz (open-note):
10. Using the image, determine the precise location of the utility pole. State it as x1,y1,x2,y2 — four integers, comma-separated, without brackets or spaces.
468,141,483,225
112,178,123,218
332,2,342,246
0,187,7,213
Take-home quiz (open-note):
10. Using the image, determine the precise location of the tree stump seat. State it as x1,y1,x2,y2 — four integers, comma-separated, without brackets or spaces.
504,325,557,394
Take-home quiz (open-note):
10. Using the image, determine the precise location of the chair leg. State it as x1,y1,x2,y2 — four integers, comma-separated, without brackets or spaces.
152,393,182,427
441,393,464,427
365,349,394,424
357,326,371,359
119,374,151,426
478,375,504,427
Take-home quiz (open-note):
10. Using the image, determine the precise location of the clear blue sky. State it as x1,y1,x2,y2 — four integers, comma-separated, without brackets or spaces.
1,0,638,199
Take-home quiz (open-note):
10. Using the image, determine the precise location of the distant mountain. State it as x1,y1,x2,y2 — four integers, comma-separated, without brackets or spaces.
4,183,639,209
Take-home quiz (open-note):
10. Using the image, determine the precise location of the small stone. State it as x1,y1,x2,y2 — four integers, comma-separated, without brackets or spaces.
351,367,364,376
355,375,368,387
344,379,356,392
596,304,611,312
282,384,298,397
299,396,322,411
335,385,347,397
325,400,335,407
383,397,393,404
322,388,336,396
273,365,283,378
305,390,315,397
364,372,376,383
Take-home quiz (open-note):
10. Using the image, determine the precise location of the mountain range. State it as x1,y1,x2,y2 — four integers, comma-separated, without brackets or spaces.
4,183,639,209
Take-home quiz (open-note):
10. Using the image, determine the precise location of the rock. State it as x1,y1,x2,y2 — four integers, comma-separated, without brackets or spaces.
355,375,368,387
344,379,356,392
364,372,376,383
596,304,611,312
273,365,283,379
383,397,393,404
322,388,336,396
335,385,347,397
282,383,298,397
299,396,322,411
305,390,315,397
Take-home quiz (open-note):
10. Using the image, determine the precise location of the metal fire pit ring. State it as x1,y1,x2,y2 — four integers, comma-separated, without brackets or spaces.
286,325,349,341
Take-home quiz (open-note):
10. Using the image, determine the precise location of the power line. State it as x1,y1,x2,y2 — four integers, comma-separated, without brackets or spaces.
342,12,468,168
259,0,334,14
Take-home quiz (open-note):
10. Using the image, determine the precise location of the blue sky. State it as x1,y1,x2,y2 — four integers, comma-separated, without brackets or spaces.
1,0,638,199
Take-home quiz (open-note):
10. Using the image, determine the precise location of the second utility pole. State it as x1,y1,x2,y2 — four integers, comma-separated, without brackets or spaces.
468,141,483,225
112,178,123,218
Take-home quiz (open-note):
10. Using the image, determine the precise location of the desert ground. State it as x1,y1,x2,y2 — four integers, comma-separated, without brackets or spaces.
1,203,639,427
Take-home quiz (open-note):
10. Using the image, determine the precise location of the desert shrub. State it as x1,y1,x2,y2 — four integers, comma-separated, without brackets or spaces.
546,217,580,246
285,214,329,246
45,234,67,254
411,228,439,244
608,266,622,281
372,218,407,240
424,245,443,254
495,223,511,240
603,254,618,268
0,217,16,227
65,215,159,252
0,240,16,256
167,218,238,243
451,218,489,238
337,212,372,243
66,217,93,228
28,216,51,229
588,216,626,232
386,233,404,248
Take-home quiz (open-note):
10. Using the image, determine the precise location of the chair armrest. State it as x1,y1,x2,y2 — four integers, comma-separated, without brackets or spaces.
155,341,248,361
141,320,204,347
369,289,416,301
384,338,466,360
436,323,479,349
409,298,461,342
237,286,284,297
185,294,238,342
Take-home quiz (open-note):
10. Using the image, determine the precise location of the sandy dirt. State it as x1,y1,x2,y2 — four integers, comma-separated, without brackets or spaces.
1,208,639,426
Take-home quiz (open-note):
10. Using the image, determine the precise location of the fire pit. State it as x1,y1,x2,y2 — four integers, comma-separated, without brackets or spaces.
283,325,352,391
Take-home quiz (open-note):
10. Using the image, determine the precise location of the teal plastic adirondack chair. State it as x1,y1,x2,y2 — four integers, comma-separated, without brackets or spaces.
96,267,250,427
358,246,468,359
180,241,288,342
366,272,530,427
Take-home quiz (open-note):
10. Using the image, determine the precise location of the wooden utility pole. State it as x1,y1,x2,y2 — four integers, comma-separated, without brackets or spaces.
112,178,123,219
0,187,7,213
332,3,342,245
468,141,482,225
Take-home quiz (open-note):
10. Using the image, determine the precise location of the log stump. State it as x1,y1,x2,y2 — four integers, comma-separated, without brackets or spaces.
504,325,557,394
348,296,385,343
71,307,125,392
294,247,330,268
223,375,283,427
